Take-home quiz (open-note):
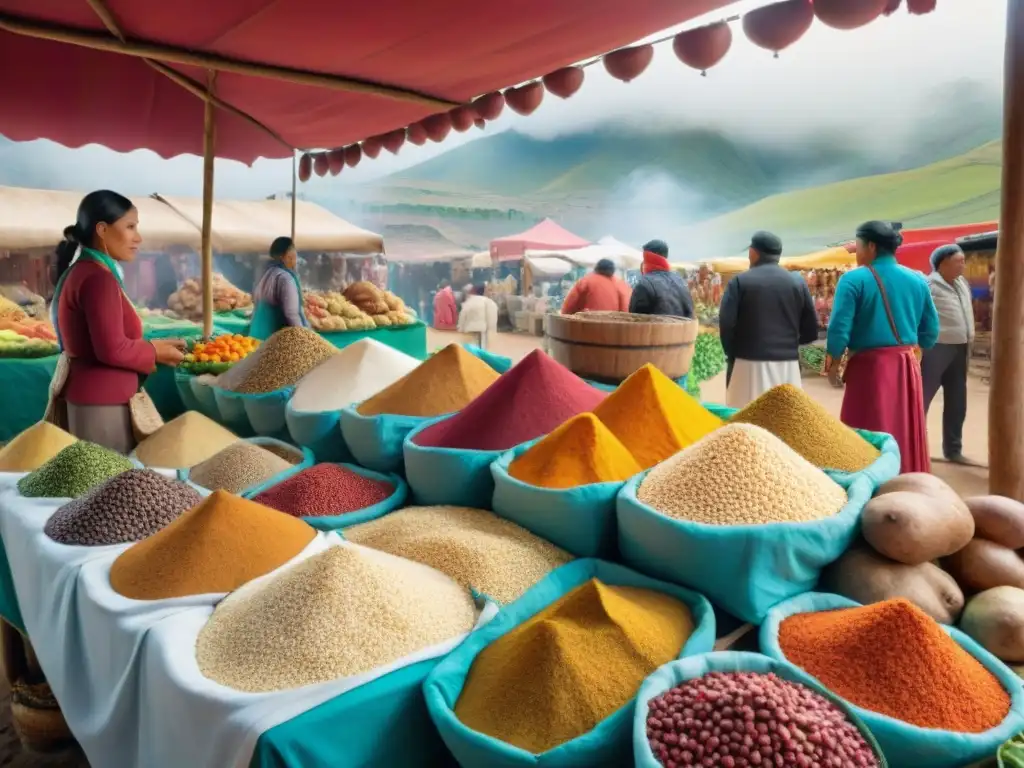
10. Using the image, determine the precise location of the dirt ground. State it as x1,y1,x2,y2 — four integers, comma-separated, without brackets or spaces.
0,330,992,766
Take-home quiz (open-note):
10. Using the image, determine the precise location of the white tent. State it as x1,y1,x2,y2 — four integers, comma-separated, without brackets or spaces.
523,234,642,271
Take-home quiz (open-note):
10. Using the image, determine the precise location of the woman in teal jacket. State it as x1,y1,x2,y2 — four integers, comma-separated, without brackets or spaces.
249,236,309,340
825,221,939,473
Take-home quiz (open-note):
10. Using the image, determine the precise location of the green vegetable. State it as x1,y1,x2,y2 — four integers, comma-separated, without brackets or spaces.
800,345,826,373
1000,733,1024,768
689,332,726,384
18,441,134,498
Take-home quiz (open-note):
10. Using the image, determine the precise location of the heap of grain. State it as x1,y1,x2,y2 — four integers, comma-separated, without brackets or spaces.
455,578,693,753
216,327,337,394
779,598,1011,732
134,412,238,469
252,464,393,518
593,363,722,470
109,490,316,600
345,505,572,604
0,422,77,472
17,442,134,499
196,544,477,692
508,413,641,489
356,344,499,418
637,423,848,526
44,469,202,546
731,383,880,472
188,442,293,494
645,671,880,767
412,350,605,452
289,338,421,412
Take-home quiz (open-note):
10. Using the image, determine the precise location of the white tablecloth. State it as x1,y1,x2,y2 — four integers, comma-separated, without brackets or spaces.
0,473,490,768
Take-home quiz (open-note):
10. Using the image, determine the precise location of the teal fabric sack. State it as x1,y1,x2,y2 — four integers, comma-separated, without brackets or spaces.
616,471,873,624
339,405,434,475
490,440,628,558
704,403,901,491
189,376,221,421
404,416,508,507
241,387,294,440
212,387,255,437
180,437,313,496
463,344,513,374
760,592,1024,768
423,559,716,768
173,370,202,413
633,651,887,768
247,463,407,532
284,401,354,463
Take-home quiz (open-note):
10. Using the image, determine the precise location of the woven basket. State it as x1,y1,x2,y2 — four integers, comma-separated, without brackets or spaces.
10,680,74,753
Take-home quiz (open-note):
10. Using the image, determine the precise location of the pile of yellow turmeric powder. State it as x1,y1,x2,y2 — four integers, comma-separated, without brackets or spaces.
454,578,694,753
508,364,722,489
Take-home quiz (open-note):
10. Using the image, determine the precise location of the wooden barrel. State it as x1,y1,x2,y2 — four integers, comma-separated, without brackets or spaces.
545,311,698,383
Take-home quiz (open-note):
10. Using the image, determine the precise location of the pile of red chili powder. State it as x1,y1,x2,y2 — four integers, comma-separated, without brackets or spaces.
779,598,1011,733
252,464,394,518
412,350,606,451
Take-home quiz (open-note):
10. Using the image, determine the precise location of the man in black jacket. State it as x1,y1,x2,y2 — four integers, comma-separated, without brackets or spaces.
718,231,819,408
629,239,694,318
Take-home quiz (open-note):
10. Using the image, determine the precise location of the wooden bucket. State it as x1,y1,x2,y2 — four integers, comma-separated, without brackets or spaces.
545,311,698,383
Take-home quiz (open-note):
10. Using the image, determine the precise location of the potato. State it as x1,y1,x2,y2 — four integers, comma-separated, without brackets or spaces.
820,547,964,624
964,495,1024,550
877,473,967,511
943,538,1024,592
861,491,974,565
960,586,1024,663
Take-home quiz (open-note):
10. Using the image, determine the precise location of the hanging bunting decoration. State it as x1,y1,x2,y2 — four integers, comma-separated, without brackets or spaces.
907,0,937,13
362,136,382,159
474,118,486,130
742,0,814,56
407,122,428,146
382,129,406,154
672,22,733,75
505,82,545,115
813,0,888,30
473,92,505,121
422,113,453,142
450,105,477,132
312,152,329,178
297,153,312,183
543,67,585,99
883,0,902,14
344,144,362,168
327,149,345,176
603,44,655,82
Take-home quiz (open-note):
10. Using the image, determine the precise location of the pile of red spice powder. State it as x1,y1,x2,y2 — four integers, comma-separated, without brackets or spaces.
413,350,606,451
252,464,394,518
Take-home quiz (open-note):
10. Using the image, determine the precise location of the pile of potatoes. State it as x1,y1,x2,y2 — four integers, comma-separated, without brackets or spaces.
822,473,1024,664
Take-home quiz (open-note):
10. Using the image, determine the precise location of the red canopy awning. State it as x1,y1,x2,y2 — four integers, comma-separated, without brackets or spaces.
0,0,737,164
490,218,590,261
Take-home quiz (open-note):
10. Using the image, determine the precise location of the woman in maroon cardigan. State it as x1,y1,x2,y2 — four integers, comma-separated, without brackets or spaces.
47,191,185,453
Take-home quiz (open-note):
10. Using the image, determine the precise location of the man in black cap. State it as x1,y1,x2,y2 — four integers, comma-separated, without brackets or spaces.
629,239,694,318
718,231,818,408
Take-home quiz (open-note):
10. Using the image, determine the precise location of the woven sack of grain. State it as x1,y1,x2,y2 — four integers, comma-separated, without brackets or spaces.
181,437,312,497
490,439,633,559
173,369,203,413
339,405,437,476
615,464,873,625
632,651,886,768
284,400,355,463
705,403,901,491
188,376,221,422
245,463,407,531
403,415,512,508
423,558,715,768
760,593,1024,768
211,386,295,439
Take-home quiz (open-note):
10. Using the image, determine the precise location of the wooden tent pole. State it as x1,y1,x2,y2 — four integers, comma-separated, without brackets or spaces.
291,151,297,242
201,73,217,340
991,0,1024,499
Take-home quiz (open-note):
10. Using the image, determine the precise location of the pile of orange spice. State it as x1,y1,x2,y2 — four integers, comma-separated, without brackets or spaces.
779,598,1010,732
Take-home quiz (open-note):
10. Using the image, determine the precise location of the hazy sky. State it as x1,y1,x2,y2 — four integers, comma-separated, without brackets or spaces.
8,0,1008,198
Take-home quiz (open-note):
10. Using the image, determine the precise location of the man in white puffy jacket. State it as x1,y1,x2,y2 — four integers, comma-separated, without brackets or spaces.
458,283,498,350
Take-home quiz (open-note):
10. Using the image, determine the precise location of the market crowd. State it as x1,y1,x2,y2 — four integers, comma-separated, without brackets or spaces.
556,221,975,475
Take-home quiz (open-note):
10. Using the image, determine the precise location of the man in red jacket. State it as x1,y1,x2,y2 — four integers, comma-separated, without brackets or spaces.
561,259,631,314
